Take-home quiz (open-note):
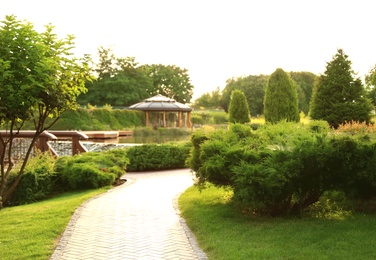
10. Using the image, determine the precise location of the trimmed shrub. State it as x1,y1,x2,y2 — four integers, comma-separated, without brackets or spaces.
126,142,191,171
55,148,129,190
188,121,376,216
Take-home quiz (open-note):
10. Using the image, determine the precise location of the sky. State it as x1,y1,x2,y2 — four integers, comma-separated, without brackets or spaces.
1,0,376,100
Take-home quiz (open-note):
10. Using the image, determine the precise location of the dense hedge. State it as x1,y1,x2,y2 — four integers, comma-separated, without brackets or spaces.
187,121,376,216
6,149,129,206
126,143,191,171
7,143,191,206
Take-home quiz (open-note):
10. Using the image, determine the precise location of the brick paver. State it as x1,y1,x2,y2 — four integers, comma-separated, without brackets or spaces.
51,169,207,260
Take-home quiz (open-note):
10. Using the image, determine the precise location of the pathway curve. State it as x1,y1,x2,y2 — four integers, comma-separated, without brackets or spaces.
51,169,207,260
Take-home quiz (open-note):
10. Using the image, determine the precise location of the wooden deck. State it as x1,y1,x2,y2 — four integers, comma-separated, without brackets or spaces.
82,131,133,139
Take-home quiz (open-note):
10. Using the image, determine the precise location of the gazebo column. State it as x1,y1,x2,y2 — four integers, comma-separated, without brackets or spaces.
163,111,166,127
145,111,150,127
178,111,182,128
187,111,192,128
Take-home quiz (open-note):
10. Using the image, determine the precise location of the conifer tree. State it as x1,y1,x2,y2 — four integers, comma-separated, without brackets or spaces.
310,49,372,128
228,89,250,124
264,68,300,124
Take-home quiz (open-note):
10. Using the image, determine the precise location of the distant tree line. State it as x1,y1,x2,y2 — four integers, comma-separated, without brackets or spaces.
194,49,376,128
78,47,194,107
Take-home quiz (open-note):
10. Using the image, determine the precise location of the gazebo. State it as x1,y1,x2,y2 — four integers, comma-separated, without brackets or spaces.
129,94,192,128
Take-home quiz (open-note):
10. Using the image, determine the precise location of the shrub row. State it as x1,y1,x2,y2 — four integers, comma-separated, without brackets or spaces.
191,111,228,125
7,143,191,206
126,143,191,171
187,121,376,216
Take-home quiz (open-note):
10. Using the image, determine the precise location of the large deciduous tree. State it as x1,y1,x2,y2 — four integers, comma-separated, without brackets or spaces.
78,47,152,107
0,15,91,208
228,89,250,124
264,68,300,124
310,49,372,128
142,64,194,103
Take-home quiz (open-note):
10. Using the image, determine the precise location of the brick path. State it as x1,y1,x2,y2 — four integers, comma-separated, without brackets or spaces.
51,169,207,260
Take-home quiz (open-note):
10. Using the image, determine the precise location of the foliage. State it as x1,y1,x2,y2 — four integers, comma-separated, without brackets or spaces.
264,68,300,124
228,89,251,124
310,49,373,128
21,107,145,130
365,64,376,113
290,71,317,115
221,74,268,116
188,121,376,216
5,152,57,206
192,87,222,109
142,64,194,103
126,143,191,171
55,149,129,190
0,15,91,208
337,120,376,135
78,47,152,107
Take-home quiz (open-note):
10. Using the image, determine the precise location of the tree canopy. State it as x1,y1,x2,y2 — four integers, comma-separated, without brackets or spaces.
78,47,152,107
0,15,91,207
142,64,194,103
221,75,268,116
192,87,221,109
78,48,194,106
264,68,300,124
310,49,372,128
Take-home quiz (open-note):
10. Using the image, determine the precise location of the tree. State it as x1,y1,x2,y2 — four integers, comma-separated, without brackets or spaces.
264,68,300,124
221,75,267,116
310,49,372,128
78,47,152,107
228,89,250,124
142,64,194,103
0,15,91,208
365,65,376,113
289,71,317,115
192,87,221,109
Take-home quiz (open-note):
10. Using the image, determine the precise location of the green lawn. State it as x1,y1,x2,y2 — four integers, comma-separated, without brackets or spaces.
0,188,109,260
179,184,376,260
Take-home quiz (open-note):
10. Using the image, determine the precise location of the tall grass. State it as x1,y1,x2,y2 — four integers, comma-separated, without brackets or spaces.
179,184,376,259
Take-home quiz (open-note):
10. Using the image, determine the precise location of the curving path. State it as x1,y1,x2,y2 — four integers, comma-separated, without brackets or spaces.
51,169,207,260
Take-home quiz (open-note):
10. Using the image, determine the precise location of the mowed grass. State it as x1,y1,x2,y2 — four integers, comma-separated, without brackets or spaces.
0,188,109,260
179,184,376,260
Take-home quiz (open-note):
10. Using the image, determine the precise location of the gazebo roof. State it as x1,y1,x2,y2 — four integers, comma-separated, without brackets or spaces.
129,94,192,112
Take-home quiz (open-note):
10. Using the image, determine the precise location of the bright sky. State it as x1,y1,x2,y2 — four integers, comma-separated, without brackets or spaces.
1,0,376,100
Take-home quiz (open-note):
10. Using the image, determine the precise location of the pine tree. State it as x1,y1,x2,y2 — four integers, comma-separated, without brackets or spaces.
310,49,372,128
228,89,250,124
264,68,300,124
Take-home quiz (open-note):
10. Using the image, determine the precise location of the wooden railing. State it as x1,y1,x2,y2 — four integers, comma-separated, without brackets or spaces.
0,131,88,160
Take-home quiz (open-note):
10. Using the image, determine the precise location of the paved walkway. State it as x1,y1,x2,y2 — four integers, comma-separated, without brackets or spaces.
51,169,207,260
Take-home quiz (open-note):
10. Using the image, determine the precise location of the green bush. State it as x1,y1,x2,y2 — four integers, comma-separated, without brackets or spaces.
55,148,129,190
126,143,191,171
188,121,376,216
6,152,58,206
